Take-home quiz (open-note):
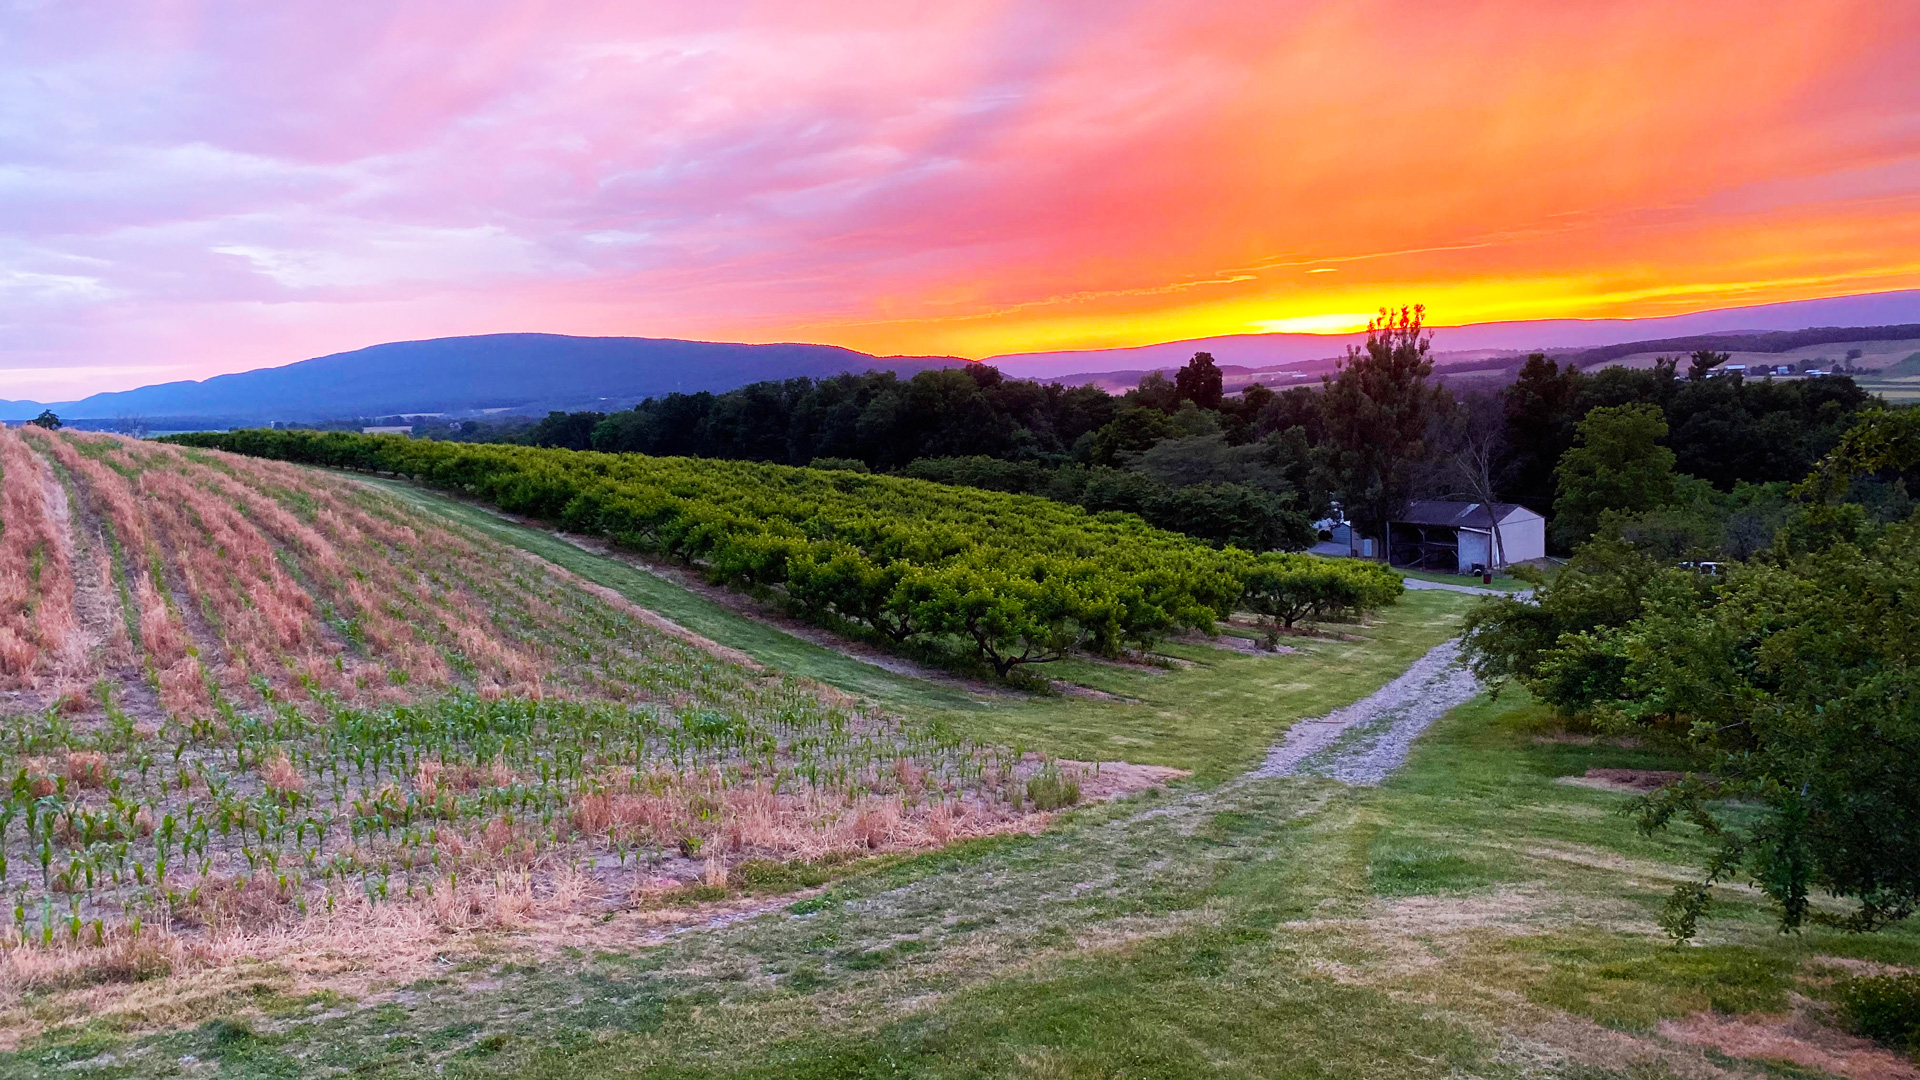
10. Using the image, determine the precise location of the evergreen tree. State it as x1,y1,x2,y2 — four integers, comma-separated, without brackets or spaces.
1174,352,1224,410
1320,306,1446,548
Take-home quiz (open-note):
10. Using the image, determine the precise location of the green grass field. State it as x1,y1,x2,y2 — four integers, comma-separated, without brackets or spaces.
17,679,1916,1078
1855,357,1920,403
7,477,1912,1079
375,479,1477,778
1394,567,1529,592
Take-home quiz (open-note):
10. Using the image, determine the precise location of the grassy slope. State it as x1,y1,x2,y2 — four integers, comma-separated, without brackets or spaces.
23,688,1920,1078
956,589,1471,778
19,475,1911,1077
368,479,984,715
374,478,1477,778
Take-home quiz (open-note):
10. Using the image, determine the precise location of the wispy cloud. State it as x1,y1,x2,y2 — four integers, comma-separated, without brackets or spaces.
2,0,1918,398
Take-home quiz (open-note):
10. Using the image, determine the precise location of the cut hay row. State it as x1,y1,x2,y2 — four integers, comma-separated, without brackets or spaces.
0,429,84,694
0,431,1127,978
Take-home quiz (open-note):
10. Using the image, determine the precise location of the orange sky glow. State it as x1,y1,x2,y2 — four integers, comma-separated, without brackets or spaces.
3,0,1919,396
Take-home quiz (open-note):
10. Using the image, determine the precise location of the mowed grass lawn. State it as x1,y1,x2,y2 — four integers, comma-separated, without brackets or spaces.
29,475,1898,1078
953,590,1471,778
373,477,1476,778
21,682,1919,1077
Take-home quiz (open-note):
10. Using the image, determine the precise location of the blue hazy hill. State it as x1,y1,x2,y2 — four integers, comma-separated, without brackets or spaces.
3,334,969,424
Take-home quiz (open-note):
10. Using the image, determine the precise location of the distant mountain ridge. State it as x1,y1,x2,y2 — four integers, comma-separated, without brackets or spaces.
1561,324,1920,366
7,289,1920,426
0,334,969,425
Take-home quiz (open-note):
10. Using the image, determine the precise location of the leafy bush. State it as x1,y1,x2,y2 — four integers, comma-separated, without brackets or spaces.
1836,974,1920,1055
1025,767,1081,811
1461,523,1920,938
1239,553,1403,627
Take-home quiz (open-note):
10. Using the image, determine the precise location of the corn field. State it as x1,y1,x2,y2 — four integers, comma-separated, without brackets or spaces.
0,428,1084,953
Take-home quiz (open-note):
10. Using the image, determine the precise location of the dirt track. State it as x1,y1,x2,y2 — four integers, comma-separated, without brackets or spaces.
1251,639,1481,785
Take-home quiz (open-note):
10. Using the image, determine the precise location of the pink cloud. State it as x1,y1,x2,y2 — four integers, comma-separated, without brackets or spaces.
2,0,1918,399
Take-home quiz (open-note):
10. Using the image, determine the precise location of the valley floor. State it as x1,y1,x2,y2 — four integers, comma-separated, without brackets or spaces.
5,479,1915,1080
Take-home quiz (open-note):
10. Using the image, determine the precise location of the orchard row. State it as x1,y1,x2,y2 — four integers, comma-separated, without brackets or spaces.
168,431,1403,676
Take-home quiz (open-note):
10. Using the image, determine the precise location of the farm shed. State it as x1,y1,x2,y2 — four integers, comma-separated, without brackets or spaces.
1387,501,1544,572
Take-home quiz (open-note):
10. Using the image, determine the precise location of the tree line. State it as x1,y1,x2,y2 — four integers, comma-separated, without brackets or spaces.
435,308,1879,561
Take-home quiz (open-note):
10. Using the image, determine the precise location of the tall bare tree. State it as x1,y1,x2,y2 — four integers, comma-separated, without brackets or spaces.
1442,392,1511,570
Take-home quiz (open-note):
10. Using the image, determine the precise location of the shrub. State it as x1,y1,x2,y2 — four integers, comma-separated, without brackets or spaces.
1463,522,1920,939
1238,553,1403,627
1025,767,1081,811
1836,973,1920,1055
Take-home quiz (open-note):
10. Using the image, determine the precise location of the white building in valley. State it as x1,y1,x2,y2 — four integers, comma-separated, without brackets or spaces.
1387,501,1546,572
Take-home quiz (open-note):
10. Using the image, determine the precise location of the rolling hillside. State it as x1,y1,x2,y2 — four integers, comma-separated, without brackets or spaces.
0,423,1177,1014
2,427,1913,1080
0,334,969,426
11,290,1920,429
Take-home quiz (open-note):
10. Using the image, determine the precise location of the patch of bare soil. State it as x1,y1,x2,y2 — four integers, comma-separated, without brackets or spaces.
1509,1011,1751,1080
1810,956,1920,979
1557,768,1688,794
1660,1011,1919,1080
1064,759,1190,801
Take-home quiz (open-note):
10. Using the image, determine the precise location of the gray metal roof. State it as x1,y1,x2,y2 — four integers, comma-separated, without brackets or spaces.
1393,500,1540,528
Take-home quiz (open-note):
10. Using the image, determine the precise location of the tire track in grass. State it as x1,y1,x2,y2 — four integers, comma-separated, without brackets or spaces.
1251,639,1481,785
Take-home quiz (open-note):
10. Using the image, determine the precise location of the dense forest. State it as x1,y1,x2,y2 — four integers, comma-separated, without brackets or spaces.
442,308,1889,558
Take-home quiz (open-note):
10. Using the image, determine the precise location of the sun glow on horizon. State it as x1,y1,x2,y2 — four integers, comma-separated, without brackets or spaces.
2,0,1918,397
1248,314,1377,335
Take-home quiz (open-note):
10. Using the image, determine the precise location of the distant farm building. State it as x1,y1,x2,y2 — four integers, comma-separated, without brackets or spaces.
1387,501,1545,572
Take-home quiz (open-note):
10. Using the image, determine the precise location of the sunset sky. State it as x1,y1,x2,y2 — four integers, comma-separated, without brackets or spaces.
4,0,1919,399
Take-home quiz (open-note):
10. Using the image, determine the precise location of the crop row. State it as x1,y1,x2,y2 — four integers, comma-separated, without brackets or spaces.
0,677,1063,947
0,430,1089,946
3,427,777,713
165,432,1404,676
